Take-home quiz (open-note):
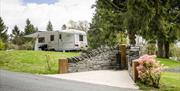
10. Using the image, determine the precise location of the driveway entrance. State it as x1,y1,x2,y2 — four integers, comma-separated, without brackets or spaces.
44,70,139,90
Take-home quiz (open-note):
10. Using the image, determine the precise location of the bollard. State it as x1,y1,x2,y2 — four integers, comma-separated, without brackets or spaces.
120,44,127,69
59,59,68,74
132,60,139,82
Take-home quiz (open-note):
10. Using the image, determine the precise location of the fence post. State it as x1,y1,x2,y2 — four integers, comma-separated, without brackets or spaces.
132,60,139,82
120,44,127,69
58,59,68,74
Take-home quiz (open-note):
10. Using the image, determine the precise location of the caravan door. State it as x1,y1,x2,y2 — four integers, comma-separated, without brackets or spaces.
58,33,63,50
62,33,74,50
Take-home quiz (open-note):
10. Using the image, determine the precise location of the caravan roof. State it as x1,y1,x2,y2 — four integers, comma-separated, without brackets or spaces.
24,29,86,38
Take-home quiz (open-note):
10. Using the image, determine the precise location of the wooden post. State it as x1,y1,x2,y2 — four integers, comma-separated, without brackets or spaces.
120,44,126,69
59,59,68,74
132,60,139,82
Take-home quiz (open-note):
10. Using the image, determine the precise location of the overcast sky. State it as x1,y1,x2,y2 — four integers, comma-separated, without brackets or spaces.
0,0,96,34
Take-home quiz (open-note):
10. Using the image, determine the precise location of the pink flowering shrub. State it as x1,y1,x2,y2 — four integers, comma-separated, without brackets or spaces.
135,55,163,88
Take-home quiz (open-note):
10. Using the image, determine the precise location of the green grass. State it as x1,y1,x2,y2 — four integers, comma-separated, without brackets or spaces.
137,58,180,91
0,50,79,74
138,72,180,91
157,58,180,68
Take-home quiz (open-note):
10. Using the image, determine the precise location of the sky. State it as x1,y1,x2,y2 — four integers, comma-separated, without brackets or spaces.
0,0,96,34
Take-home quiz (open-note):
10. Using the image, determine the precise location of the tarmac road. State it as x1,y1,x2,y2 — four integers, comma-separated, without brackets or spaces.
0,70,139,91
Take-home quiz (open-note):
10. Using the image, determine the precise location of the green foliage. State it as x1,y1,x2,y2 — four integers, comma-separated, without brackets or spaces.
137,58,180,90
23,19,37,49
146,43,156,55
170,43,180,60
88,0,127,48
0,17,8,49
0,50,79,74
11,25,25,46
24,19,36,35
46,21,53,31
126,0,179,58
137,72,180,91
136,55,163,88
0,39,5,50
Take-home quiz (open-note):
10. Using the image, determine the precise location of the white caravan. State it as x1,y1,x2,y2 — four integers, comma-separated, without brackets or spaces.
25,29,88,51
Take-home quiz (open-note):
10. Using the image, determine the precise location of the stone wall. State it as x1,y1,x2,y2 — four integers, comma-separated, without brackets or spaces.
67,46,117,73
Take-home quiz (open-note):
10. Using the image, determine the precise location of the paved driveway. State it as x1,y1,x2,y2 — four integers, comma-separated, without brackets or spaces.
45,70,139,89
0,70,139,91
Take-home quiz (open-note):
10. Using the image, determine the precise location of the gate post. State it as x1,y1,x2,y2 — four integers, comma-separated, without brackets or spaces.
120,44,127,69
132,60,139,82
58,59,68,74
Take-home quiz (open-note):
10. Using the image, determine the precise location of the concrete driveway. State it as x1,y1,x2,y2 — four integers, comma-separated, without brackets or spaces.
44,70,139,90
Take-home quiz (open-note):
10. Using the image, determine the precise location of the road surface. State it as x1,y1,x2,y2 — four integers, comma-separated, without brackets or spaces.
0,70,139,91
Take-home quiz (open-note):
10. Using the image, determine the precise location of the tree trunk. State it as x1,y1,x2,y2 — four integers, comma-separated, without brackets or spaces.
157,40,164,58
164,41,169,58
128,31,136,46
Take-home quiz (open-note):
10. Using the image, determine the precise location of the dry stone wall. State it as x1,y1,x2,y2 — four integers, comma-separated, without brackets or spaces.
67,46,117,73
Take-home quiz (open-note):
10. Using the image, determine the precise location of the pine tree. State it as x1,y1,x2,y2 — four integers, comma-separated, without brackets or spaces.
46,21,53,31
126,0,179,58
24,19,36,35
12,25,24,45
88,0,127,48
0,17,8,43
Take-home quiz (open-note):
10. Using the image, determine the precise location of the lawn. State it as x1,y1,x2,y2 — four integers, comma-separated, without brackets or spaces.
157,58,180,68
0,50,79,74
137,58,180,91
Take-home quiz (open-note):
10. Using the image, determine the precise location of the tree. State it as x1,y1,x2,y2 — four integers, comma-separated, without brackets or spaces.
88,0,127,48
126,0,179,58
11,25,24,45
67,20,89,32
68,20,78,29
0,17,8,42
0,17,8,49
24,19,36,35
24,19,36,49
77,21,89,32
61,24,67,30
46,21,53,31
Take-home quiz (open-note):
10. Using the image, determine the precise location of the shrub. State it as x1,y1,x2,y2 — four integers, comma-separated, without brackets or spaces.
146,43,156,55
136,55,163,88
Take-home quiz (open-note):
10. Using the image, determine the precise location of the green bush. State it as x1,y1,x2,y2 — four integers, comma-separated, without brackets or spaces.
146,43,156,55
170,44,180,60
20,42,34,50
0,39,5,50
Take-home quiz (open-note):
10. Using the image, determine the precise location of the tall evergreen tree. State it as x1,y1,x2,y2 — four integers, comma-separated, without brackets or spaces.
24,19,36,35
88,0,127,48
0,17,8,43
46,21,53,31
126,0,179,58
12,25,24,45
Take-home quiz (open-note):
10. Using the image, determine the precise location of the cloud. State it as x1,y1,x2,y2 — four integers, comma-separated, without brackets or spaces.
0,0,95,34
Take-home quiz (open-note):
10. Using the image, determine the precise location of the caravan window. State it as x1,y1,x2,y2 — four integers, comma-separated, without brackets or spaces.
79,35,83,41
50,35,54,41
38,37,45,43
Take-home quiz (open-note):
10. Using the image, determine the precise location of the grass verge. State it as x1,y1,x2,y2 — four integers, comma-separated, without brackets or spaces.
0,50,79,74
157,58,180,68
